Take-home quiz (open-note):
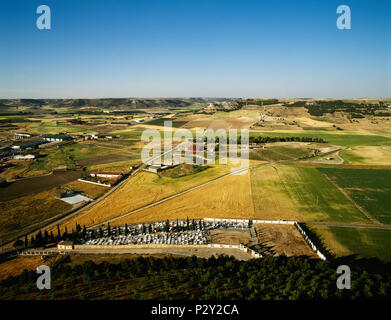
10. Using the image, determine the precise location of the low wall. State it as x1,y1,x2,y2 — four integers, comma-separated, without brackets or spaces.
72,243,262,258
203,217,295,225
294,222,327,261
74,244,209,250
208,243,262,258
78,179,110,187
204,218,249,223
252,219,295,225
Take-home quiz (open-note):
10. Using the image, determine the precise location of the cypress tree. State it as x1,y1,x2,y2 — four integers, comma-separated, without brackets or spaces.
57,225,61,240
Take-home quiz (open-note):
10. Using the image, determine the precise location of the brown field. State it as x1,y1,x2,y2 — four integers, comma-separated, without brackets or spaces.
255,224,318,258
113,170,254,225
76,154,133,166
208,229,252,246
54,165,232,231
64,180,108,199
0,255,60,280
0,170,82,201
183,117,258,130
0,188,72,243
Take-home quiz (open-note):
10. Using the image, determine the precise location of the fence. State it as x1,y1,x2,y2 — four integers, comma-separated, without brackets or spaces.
73,243,262,258
203,217,295,225
77,178,110,187
252,219,295,225
19,250,67,256
207,243,262,258
294,222,327,261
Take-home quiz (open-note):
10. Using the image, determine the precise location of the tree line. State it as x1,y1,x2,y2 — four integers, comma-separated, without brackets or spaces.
1,255,390,300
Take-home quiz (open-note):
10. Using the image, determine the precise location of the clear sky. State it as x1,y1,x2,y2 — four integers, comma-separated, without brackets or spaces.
0,0,390,99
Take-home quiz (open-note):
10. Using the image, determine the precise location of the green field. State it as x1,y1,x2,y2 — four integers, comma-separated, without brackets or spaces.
275,165,370,223
250,146,313,161
318,168,391,224
250,164,370,223
146,118,187,128
310,225,391,262
250,132,391,147
29,121,93,134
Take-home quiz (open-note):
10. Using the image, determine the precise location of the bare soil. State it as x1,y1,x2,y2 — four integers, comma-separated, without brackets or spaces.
254,224,319,258
0,171,82,201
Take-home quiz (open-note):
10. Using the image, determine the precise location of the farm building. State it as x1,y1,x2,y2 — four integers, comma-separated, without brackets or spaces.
12,140,47,150
14,133,36,140
43,134,73,142
57,240,74,250
13,154,35,160
90,172,122,178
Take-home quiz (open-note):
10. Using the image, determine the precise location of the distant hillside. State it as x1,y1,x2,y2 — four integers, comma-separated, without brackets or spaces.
0,98,228,110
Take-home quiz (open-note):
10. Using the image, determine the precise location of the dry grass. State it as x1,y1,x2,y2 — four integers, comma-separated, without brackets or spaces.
0,255,60,280
208,229,252,246
342,146,391,165
64,180,108,199
0,189,72,243
55,164,232,231
113,170,254,225
250,165,302,221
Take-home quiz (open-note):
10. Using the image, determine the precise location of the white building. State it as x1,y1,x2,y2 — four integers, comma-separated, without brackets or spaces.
57,240,74,250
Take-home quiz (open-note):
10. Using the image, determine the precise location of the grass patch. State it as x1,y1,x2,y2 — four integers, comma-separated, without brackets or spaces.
310,225,391,262
271,165,369,223
159,164,208,179
318,168,391,224
250,132,391,147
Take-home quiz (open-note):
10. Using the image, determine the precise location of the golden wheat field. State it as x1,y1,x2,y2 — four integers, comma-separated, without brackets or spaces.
55,164,232,231
112,170,254,225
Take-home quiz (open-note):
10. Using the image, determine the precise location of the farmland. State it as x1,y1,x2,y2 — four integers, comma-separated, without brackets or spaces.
54,164,233,231
318,168,391,224
309,225,391,262
0,188,72,243
113,169,254,225
1,97,391,297
251,165,370,223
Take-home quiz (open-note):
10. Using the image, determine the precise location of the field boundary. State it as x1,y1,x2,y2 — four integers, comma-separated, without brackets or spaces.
321,173,381,225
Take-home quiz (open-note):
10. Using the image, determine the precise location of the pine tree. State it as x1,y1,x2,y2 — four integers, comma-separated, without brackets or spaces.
57,225,61,240
124,224,128,236
107,223,111,236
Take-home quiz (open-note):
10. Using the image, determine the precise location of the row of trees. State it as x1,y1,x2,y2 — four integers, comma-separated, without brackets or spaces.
2,255,390,300
20,223,87,248
192,136,326,144
22,218,206,249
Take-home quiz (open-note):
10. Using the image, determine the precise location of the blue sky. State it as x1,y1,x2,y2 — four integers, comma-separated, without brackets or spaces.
0,0,390,98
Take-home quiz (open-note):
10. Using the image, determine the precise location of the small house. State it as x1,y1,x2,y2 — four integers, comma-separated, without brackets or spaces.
57,240,74,250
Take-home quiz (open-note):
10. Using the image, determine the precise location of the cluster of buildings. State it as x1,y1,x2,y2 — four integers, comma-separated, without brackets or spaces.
144,161,180,174
79,171,125,187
